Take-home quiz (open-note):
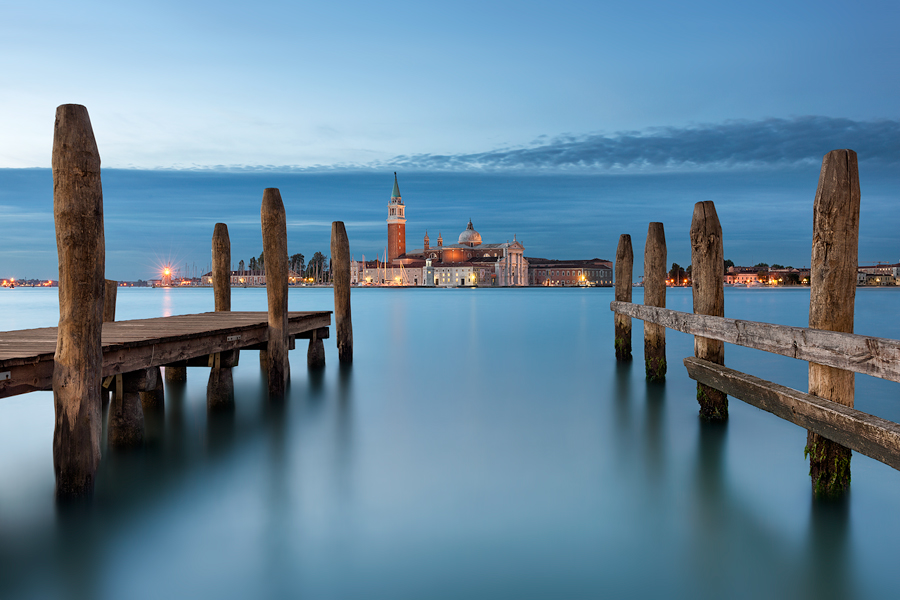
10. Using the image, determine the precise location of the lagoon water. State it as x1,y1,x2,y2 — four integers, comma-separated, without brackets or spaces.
2,286,900,599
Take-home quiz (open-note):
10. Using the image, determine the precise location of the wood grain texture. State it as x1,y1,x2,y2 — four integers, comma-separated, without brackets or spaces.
261,188,290,397
52,104,105,497
614,234,633,361
643,223,666,380
212,223,231,312
608,302,900,382
690,201,727,420
331,221,353,364
806,149,861,497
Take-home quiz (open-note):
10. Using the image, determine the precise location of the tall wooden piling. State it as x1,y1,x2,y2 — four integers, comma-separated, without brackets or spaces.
208,223,235,410
806,149,860,497
690,201,727,420
52,104,105,496
261,189,290,397
614,234,634,361
331,221,353,364
644,223,667,381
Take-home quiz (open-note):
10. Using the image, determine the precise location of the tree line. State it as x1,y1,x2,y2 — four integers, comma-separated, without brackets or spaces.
236,251,330,282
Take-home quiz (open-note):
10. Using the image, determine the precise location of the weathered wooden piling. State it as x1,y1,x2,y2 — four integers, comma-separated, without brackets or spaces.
331,221,353,364
52,104,105,497
806,149,860,497
643,223,666,381
614,234,634,361
690,201,727,420
108,368,155,447
261,189,290,396
307,329,326,369
208,223,235,410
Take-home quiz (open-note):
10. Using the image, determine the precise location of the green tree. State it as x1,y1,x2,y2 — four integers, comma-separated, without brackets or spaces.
754,262,769,268
724,258,734,274
290,253,305,275
248,256,258,271
771,263,785,269
258,251,265,273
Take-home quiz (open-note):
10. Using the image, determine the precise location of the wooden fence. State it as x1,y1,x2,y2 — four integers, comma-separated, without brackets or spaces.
611,149,888,498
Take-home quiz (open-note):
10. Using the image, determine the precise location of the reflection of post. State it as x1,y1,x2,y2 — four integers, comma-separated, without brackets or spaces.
262,189,290,397
331,221,353,364
806,149,859,498
208,223,235,410
643,223,666,381
614,234,633,361
690,201,727,420
52,104,105,497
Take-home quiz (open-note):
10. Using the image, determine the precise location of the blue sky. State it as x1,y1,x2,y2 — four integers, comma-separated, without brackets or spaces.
1,0,899,278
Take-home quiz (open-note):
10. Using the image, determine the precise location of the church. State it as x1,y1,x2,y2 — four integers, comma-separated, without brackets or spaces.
351,174,527,286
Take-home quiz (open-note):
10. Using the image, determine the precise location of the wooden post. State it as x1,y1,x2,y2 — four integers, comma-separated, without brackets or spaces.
690,201,727,420
806,149,860,497
108,368,155,448
101,279,117,408
164,365,187,383
208,223,235,410
614,234,633,361
331,221,352,364
261,188,290,396
212,223,231,312
52,104,105,497
644,223,666,381
308,329,326,369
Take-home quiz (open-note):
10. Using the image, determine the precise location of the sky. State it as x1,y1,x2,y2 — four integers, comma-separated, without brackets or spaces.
1,0,899,278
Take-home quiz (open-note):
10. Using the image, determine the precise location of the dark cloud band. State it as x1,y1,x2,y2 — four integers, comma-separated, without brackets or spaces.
380,117,900,171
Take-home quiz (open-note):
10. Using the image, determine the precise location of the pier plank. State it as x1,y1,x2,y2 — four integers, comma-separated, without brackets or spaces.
0,311,330,398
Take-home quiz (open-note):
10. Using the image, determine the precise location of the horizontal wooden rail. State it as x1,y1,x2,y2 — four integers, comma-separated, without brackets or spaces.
685,357,900,471
611,301,900,383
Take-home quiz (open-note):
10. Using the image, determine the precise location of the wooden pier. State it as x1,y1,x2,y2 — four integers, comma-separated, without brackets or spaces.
0,311,331,400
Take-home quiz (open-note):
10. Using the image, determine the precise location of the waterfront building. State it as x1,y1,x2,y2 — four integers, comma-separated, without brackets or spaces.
527,258,613,286
201,269,303,286
376,174,528,286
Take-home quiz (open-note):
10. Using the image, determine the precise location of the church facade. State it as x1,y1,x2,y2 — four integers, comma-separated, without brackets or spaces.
351,174,528,286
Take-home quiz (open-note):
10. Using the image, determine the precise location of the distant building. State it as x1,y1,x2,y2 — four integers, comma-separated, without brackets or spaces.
527,258,613,286
201,269,302,286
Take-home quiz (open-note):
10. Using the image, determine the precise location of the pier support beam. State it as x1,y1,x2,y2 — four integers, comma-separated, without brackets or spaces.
208,223,235,411
806,149,860,498
644,223,667,381
614,234,633,361
52,104,105,497
690,201,727,420
165,365,187,383
331,221,353,364
261,189,290,397
108,369,154,448
307,329,326,369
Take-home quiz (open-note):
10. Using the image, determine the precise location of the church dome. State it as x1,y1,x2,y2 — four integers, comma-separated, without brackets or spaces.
458,220,482,246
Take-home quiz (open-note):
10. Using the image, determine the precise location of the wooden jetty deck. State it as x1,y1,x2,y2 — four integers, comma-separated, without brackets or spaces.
0,311,331,399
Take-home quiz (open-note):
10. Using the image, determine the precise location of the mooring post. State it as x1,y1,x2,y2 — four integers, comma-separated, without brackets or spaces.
308,329,326,369
644,223,667,381
52,104,105,496
261,189,290,397
208,223,235,410
614,234,633,361
806,149,860,498
690,201,727,420
331,221,353,364
101,279,117,408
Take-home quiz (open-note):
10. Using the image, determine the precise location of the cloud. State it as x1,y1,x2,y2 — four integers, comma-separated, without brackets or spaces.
377,117,900,172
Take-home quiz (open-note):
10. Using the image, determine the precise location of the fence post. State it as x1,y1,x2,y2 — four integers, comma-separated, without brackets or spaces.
644,223,667,381
261,189,290,397
806,149,860,497
331,221,353,364
208,222,235,410
690,201,727,420
52,104,105,497
614,234,633,361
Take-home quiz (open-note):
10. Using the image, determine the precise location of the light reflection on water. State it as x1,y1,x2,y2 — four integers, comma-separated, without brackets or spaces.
1,287,900,598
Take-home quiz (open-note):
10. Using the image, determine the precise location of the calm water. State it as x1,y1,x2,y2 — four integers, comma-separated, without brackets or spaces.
2,286,900,599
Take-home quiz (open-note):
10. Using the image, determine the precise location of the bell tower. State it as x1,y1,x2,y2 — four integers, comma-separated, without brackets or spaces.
387,172,406,262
